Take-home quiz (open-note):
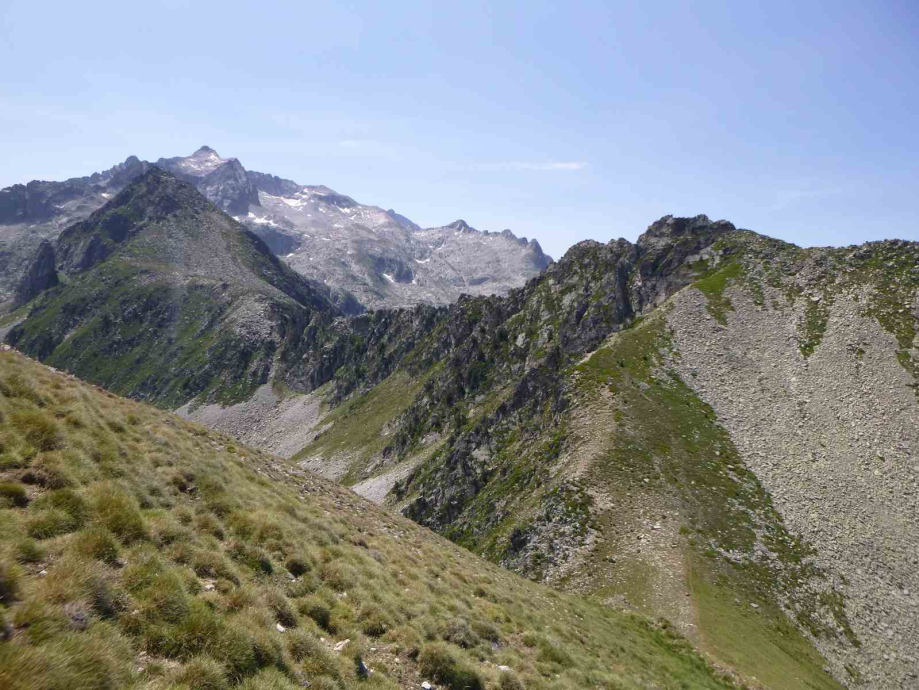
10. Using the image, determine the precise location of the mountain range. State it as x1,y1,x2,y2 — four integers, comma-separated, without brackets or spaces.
0,146,550,312
1,157,917,689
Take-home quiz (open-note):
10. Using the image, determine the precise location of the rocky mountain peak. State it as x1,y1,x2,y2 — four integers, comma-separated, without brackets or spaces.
446,219,472,232
1,148,555,310
53,168,209,275
637,213,736,250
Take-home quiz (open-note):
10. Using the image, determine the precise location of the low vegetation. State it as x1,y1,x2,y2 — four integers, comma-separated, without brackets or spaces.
572,312,846,689
0,347,742,689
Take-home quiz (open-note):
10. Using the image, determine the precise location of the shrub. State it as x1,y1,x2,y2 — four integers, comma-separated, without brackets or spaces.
15,537,45,563
194,512,225,540
287,629,339,677
0,560,22,603
238,668,300,690
72,527,121,565
90,484,147,544
499,670,525,690
359,604,390,637
265,589,298,628
537,638,573,668
285,555,310,578
0,482,28,507
35,488,88,525
137,570,191,624
298,596,332,632
441,617,479,649
0,625,134,690
228,540,273,575
28,507,80,539
172,656,228,690
319,561,355,591
419,643,484,690
11,410,61,451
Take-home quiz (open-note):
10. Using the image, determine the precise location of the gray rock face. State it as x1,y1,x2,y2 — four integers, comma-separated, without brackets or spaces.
6,168,340,407
0,156,150,305
13,240,57,306
0,146,551,311
241,178,552,310
156,147,260,216
667,274,919,690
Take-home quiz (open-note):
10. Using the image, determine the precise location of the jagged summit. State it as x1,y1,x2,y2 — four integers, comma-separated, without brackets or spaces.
446,219,472,231
637,213,736,249
7,171,339,406
0,147,553,310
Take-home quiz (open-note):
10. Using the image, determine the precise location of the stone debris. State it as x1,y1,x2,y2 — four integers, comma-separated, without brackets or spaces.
668,271,919,689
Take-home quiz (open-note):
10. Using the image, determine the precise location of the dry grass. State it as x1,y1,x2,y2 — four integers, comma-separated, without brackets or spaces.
0,348,741,689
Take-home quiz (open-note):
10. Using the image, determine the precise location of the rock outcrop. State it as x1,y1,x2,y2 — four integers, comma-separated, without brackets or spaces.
0,146,551,309
13,240,57,306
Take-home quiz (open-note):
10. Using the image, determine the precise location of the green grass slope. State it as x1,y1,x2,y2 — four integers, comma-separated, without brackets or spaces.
6,169,338,409
0,346,743,690
569,312,846,690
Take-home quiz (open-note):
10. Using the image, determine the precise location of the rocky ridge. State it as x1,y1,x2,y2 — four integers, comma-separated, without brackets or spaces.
5,192,917,688
6,168,340,407
273,217,917,689
0,147,550,310
665,254,919,688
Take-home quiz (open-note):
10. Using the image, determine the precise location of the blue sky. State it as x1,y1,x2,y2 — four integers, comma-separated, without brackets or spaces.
1,0,917,259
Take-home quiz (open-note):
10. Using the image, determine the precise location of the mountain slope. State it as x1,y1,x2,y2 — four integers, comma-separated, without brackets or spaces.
251,217,917,689
0,147,550,311
243,171,552,310
0,344,748,690
0,156,150,305
5,168,339,408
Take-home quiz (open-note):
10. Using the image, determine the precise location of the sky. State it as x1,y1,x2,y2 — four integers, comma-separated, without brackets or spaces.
1,0,917,260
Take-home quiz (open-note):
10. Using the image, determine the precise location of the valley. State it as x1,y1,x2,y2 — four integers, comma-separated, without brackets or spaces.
2,167,917,689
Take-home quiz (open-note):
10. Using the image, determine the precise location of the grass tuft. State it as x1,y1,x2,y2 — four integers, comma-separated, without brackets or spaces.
419,642,485,690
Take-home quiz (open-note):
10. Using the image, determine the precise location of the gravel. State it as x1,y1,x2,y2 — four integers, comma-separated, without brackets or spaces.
668,282,919,689
177,384,325,459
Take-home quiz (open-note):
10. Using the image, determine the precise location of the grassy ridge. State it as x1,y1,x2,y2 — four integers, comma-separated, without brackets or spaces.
571,313,845,690
0,347,742,690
